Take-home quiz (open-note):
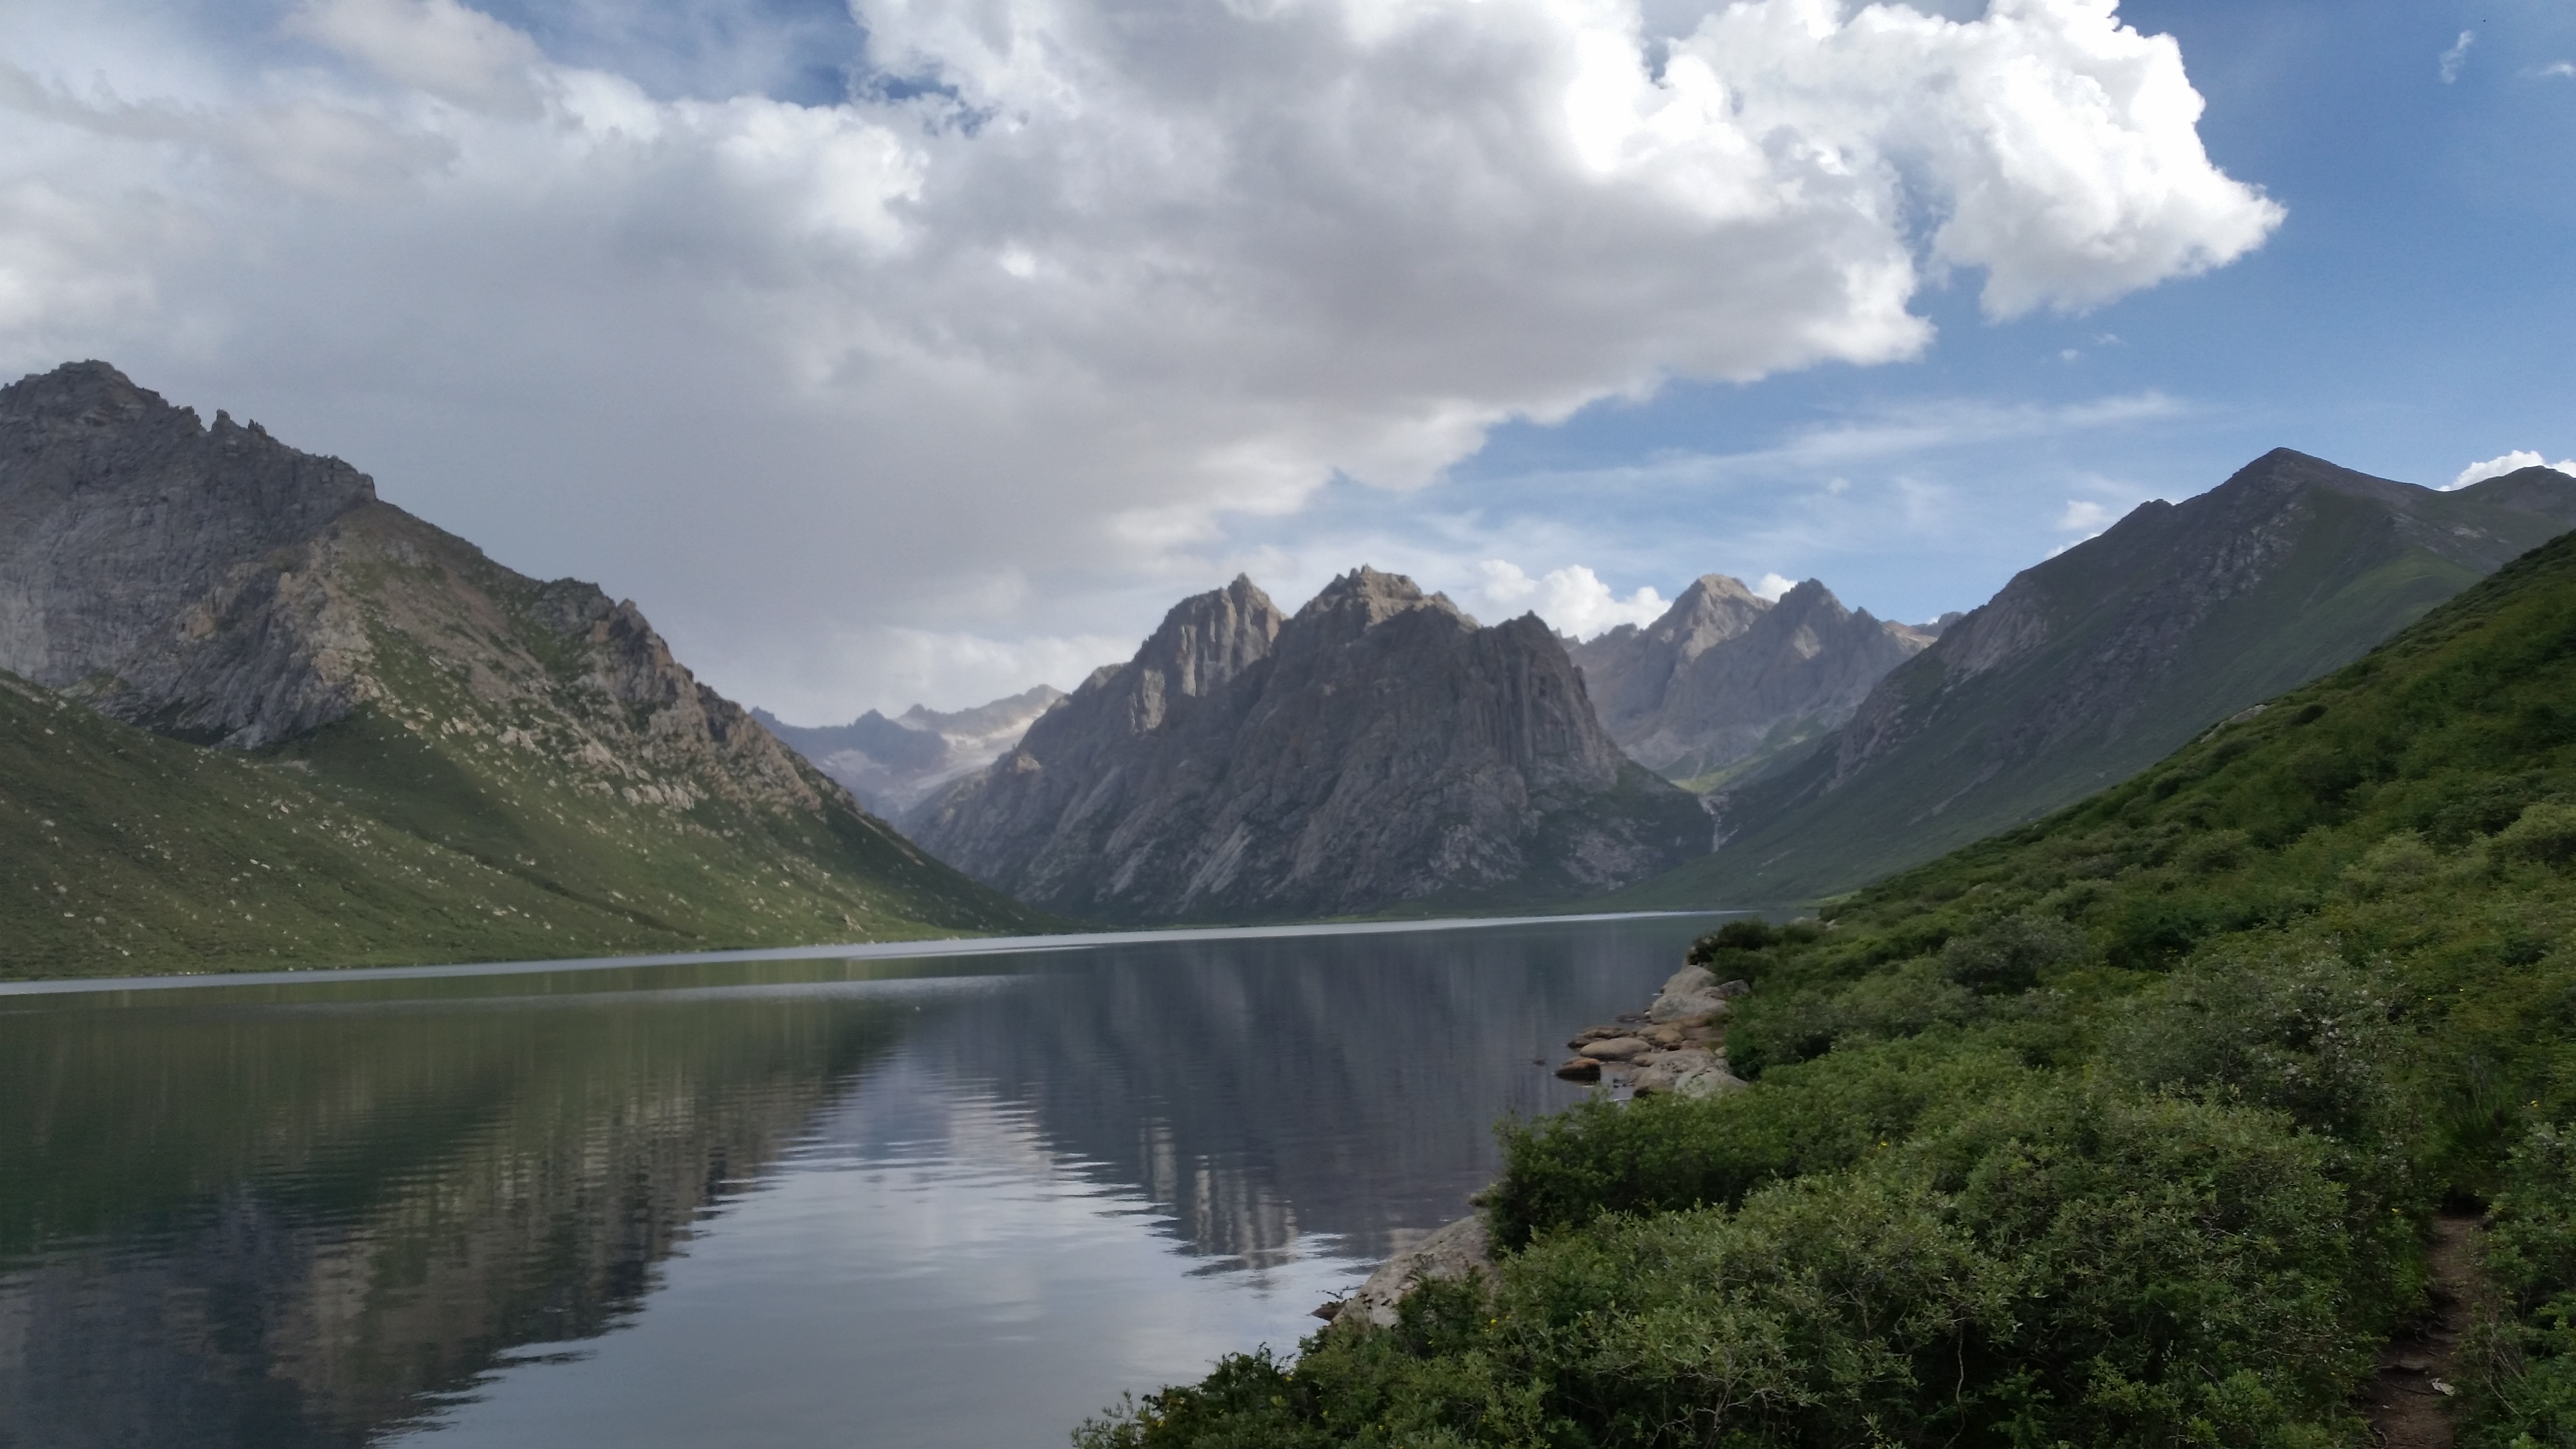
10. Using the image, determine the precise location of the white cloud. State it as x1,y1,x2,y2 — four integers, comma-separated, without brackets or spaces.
1750,572,1799,602
2441,31,2474,83
1471,562,1668,639
2542,63,2576,80
2448,450,2576,491
0,0,2279,715
287,0,547,114
2057,498,2116,531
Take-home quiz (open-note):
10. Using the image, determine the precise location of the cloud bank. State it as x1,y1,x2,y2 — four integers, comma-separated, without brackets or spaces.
0,0,2280,714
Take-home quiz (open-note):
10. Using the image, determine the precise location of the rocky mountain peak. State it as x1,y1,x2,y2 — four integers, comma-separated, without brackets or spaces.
1293,565,1465,639
907,569,1704,922
0,363,388,743
1653,575,1767,661
1130,574,1284,707
1566,573,1929,785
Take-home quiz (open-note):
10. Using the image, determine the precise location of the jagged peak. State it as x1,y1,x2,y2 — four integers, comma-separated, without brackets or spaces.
1296,565,1470,631
1676,574,1764,608
1,360,174,424
1127,574,1285,703
1766,578,1843,612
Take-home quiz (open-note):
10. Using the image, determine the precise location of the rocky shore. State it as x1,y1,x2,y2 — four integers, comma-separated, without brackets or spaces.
1315,954,1751,1326
1549,962,1751,1098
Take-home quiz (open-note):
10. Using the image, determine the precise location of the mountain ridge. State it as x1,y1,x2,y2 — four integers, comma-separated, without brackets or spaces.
1569,574,1935,789
1610,447,2576,906
755,683,1066,816
908,567,1707,922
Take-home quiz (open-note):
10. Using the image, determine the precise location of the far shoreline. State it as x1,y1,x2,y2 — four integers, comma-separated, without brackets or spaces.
0,909,1740,998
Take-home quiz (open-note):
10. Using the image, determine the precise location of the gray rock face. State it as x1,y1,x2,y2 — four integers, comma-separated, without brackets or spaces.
0,361,856,818
0,361,379,745
1340,1214,1492,1328
907,567,1707,922
1568,575,1934,785
756,684,1066,816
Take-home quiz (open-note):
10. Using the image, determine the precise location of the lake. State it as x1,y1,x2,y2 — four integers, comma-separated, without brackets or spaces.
0,913,1719,1449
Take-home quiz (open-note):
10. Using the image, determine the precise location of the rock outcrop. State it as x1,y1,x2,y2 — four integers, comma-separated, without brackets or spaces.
756,684,1066,816
1330,1216,1494,1328
1568,576,1936,787
906,568,1707,922
1636,449,2576,904
1554,964,1748,1095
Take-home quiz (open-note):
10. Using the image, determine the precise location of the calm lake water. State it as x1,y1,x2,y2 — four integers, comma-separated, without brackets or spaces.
0,913,1720,1449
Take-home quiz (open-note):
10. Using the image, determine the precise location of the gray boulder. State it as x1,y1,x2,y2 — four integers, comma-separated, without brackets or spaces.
1339,1215,1493,1328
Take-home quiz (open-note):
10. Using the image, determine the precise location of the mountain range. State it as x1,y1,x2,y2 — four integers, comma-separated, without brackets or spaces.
753,686,1066,817
15,356,2576,971
1616,448,2576,905
1568,576,1944,789
905,569,1707,922
0,361,1041,977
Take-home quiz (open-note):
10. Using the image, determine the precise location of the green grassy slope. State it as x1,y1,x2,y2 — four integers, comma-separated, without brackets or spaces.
0,664,1040,979
1079,524,2576,1447
1611,463,2576,908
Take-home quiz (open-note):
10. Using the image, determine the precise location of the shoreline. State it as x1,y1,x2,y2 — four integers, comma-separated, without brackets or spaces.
1321,944,1752,1327
0,909,1731,997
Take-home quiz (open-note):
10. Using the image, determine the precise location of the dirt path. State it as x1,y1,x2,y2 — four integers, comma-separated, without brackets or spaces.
2367,1212,2485,1449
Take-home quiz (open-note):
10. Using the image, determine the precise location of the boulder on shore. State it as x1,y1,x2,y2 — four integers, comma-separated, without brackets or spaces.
1335,1215,1493,1328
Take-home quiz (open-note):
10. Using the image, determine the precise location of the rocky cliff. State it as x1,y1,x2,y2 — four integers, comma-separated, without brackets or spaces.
1615,448,2576,905
755,684,1066,817
906,569,1707,922
0,361,1041,974
1568,575,1935,787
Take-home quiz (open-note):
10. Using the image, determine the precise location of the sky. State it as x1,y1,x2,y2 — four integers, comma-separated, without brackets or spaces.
0,0,2570,724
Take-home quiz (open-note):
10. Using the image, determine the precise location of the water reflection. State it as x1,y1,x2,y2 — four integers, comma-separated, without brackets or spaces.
0,915,1715,1448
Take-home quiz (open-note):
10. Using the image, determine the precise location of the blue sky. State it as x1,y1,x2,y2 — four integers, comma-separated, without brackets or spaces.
1288,0,2576,629
0,0,2569,719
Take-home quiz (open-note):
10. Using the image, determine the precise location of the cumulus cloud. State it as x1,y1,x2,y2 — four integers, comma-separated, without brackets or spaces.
1471,561,1669,639
2449,450,2576,491
0,0,2280,714
2057,498,2117,531
1750,572,1800,602
287,0,547,114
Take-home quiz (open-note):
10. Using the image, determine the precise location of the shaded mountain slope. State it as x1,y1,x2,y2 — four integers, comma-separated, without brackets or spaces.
1614,449,2576,905
1570,575,1936,789
0,362,1042,977
908,569,1707,922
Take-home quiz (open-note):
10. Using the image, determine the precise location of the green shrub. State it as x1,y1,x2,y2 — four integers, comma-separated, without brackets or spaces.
1937,911,2084,993
1487,1037,2031,1248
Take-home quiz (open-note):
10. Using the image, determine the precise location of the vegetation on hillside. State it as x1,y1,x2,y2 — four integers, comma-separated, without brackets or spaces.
1615,460,2576,908
1077,528,2576,1444
0,666,1039,979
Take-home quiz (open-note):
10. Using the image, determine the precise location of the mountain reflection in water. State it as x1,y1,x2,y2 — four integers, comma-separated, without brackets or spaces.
0,915,1716,1449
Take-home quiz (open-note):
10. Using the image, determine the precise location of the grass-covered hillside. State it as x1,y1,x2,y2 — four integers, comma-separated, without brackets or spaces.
0,663,1038,979
1079,507,2576,1444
